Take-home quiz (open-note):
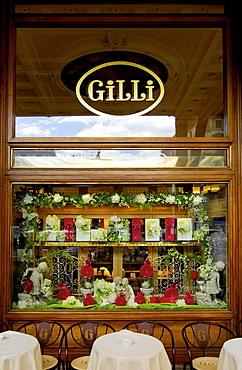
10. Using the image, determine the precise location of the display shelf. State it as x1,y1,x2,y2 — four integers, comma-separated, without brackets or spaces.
34,241,200,247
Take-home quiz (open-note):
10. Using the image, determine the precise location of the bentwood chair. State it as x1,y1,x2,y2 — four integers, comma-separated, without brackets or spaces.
122,320,176,370
65,321,116,370
182,321,235,370
16,320,65,370
0,321,11,332
234,319,242,337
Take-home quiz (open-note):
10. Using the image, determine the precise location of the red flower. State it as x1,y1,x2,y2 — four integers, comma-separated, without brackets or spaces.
22,279,33,292
191,271,199,280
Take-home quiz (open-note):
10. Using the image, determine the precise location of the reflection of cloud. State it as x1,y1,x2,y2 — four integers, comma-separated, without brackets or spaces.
16,122,52,137
75,116,175,137
16,115,175,137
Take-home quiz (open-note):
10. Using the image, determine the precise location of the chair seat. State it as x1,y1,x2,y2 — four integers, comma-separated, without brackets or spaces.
192,356,219,370
42,354,58,370
71,355,90,370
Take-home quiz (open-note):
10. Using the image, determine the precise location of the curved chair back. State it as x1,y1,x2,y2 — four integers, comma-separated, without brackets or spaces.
16,320,65,370
0,321,11,332
235,319,242,337
182,321,235,370
122,320,176,370
65,321,116,370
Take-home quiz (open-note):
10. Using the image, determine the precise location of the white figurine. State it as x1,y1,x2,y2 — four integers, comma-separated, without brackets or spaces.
204,260,225,300
23,262,48,303
114,277,135,305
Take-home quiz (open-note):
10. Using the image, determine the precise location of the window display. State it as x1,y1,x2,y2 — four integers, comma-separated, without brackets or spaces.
12,183,228,310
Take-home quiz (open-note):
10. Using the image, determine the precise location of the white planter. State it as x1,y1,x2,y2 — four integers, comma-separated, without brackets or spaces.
81,288,93,297
140,287,153,296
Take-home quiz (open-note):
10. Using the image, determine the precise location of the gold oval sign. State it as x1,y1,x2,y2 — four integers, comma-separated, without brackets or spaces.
76,61,165,117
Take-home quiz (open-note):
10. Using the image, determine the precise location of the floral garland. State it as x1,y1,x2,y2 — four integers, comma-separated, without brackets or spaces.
16,190,211,268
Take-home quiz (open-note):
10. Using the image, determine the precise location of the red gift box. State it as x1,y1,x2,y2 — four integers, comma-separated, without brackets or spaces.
165,218,175,241
80,260,94,278
83,293,95,306
164,284,179,299
64,218,74,241
132,218,141,241
150,296,176,303
134,292,146,304
115,293,127,306
184,292,195,305
57,283,72,301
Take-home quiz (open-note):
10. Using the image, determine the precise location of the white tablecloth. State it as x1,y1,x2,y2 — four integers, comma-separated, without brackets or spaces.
0,330,42,370
87,329,172,370
218,338,242,370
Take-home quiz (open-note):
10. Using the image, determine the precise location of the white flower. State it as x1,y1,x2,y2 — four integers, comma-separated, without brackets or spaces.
177,219,191,234
135,193,147,204
110,215,120,222
176,299,187,307
21,208,38,221
141,281,151,289
92,228,107,241
75,300,84,307
64,296,77,305
23,194,33,204
82,194,93,204
193,195,203,205
165,195,176,204
43,278,51,287
198,262,214,280
146,220,161,238
111,193,120,203
84,281,93,289
46,215,59,228
75,216,90,231
94,279,115,304
53,193,63,203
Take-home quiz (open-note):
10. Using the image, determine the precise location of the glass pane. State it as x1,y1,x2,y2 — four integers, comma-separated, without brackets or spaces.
12,148,228,168
12,183,228,309
15,27,225,138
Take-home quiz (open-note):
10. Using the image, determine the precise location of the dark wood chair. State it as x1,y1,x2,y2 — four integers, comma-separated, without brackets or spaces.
234,319,242,337
122,320,176,370
65,321,116,370
16,320,65,370
182,321,235,370
0,321,11,332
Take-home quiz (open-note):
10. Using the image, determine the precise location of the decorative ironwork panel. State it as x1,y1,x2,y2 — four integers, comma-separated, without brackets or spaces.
150,255,200,295
51,255,86,296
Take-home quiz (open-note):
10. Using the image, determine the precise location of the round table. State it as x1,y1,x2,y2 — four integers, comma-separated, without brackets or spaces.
0,330,42,370
86,329,172,370
217,338,242,370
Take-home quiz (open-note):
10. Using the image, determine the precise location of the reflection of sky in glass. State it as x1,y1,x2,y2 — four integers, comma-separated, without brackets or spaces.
15,115,176,137
13,148,226,168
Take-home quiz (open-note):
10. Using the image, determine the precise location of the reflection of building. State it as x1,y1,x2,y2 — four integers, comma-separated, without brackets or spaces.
13,149,56,156
211,228,226,263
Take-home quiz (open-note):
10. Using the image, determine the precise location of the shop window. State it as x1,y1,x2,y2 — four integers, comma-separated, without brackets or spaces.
12,183,228,310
